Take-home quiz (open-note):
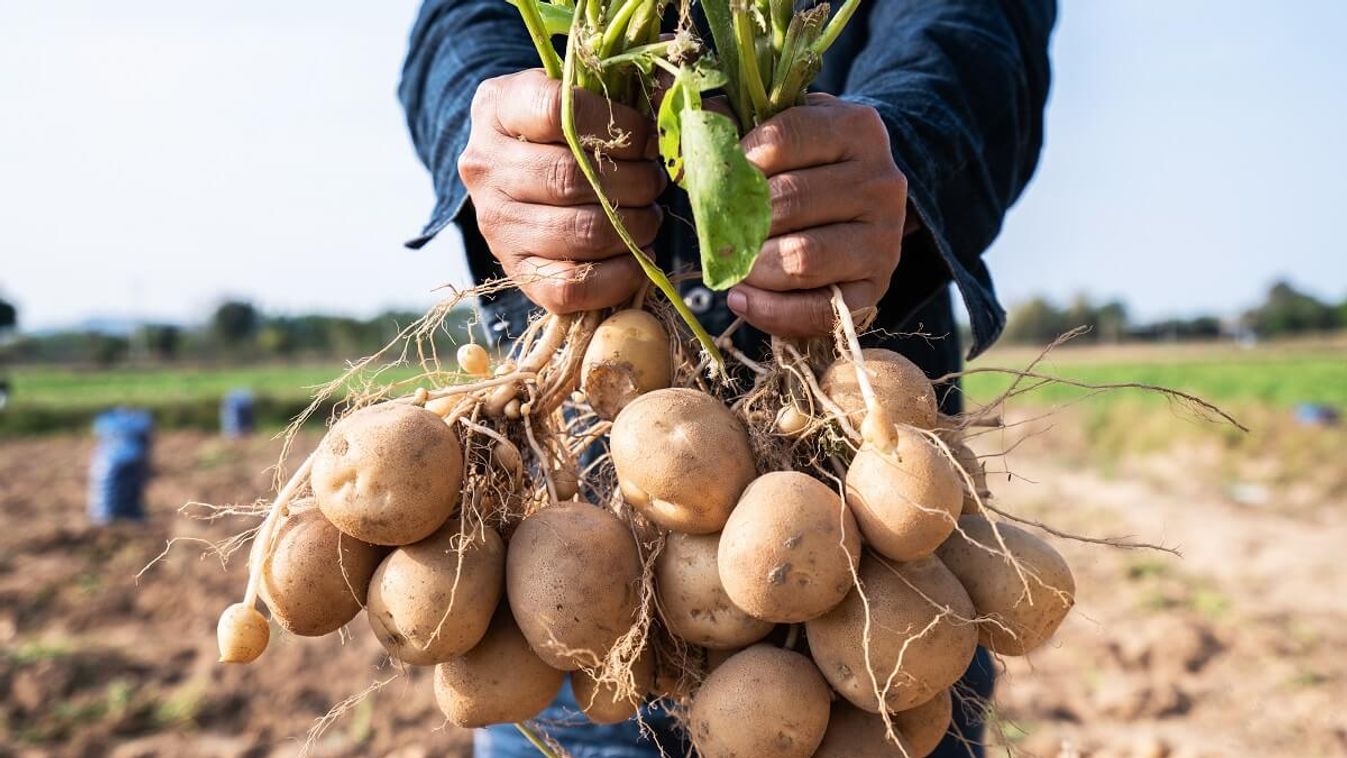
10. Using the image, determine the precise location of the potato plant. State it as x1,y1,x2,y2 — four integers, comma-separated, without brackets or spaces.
197,0,1243,755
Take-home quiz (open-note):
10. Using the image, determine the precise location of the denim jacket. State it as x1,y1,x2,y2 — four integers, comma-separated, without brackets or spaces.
398,0,1055,378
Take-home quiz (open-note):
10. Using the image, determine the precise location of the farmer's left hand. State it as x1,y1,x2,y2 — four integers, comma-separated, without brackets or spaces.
726,94,912,337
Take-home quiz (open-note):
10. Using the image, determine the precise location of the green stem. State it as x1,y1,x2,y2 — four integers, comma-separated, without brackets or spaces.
733,4,771,123
769,0,790,52
505,0,574,37
601,39,676,70
514,723,559,758
598,0,646,55
812,0,863,56
699,0,748,131
513,0,565,78
562,0,725,367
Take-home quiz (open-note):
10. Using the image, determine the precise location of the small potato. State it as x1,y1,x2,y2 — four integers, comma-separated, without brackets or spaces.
581,309,673,420
936,515,1075,655
506,501,642,670
718,472,861,623
611,388,756,534
571,649,655,725
813,692,953,758
366,519,505,666
655,532,773,649
689,645,831,758
312,403,463,546
820,348,938,430
433,606,565,727
259,499,386,637
845,432,962,562
807,554,977,713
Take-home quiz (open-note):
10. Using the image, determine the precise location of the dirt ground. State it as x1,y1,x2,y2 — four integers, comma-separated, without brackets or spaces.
2,417,1345,757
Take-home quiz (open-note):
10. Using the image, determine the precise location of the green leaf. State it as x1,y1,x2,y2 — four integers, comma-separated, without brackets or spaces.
656,75,690,187
681,109,771,290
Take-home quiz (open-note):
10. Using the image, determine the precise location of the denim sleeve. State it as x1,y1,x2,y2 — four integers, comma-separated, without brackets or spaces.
841,0,1056,358
398,0,541,249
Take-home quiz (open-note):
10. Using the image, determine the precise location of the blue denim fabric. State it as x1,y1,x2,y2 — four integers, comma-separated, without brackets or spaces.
476,649,995,758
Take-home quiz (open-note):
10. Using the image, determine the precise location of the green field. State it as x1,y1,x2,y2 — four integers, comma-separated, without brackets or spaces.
960,340,1347,411
2,340,1343,436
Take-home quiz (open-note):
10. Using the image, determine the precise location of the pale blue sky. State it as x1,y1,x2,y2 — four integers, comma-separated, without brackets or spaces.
1,1,1344,331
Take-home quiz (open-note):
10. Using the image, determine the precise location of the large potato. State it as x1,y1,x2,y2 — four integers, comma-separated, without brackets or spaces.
807,554,977,713
611,388,756,534
570,649,655,725
312,403,463,546
688,645,831,758
820,348,938,431
506,501,642,670
366,519,504,666
655,532,773,649
845,432,962,562
258,498,386,637
936,515,1075,655
718,472,861,623
581,309,672,420
433,606,565,727
813,691,953,758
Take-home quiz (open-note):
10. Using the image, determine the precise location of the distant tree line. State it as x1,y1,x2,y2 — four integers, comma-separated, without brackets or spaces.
1001,280,1347,345
7,300,474,367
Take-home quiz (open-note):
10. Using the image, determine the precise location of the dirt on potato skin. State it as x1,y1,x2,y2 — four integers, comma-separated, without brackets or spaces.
0,431,471,758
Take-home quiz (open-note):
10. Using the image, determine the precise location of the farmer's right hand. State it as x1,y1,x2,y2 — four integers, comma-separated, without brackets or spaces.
460,69,666,313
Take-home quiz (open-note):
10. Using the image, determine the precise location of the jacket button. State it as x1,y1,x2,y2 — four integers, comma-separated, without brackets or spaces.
684,286,713,314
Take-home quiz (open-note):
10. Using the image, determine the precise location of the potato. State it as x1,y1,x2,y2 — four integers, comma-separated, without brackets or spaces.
366,519,504,666
433,606,565,727
718,472,861,623
258,499,386,637
936,515,1075,655
311,403,463,546
845,432,962,562
937,430,990,515
581,309,672,420
807,554,977,713
655,532,774,649
813,691,953,758
506,501,642,670
689,645,831,758
571,649,655,725
217,602,269,664
611,388,756,534
820,348,938,431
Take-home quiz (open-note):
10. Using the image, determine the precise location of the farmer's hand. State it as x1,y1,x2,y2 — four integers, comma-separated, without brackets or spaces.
460,69,666,313
727,94,911,337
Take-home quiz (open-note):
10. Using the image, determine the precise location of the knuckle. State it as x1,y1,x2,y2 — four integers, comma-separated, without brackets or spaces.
771,173,807,221
532,80,563,137
551,276,590,313
778,234,823,281
546,155,582,202
570,209,608,251
469,78,498,120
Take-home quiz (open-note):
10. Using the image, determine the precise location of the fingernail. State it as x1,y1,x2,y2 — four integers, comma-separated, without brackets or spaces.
727,289,747,314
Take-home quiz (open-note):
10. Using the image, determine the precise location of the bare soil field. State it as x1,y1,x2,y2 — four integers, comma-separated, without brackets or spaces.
2,418,1344,757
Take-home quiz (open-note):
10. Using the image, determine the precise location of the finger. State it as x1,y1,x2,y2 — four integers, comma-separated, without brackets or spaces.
494,139,667,207
490,70,652,160
725,280,880,338
743,224,875,292
489,197,663,261
765,163,866,235
511,255,646,314
741,103,849,175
